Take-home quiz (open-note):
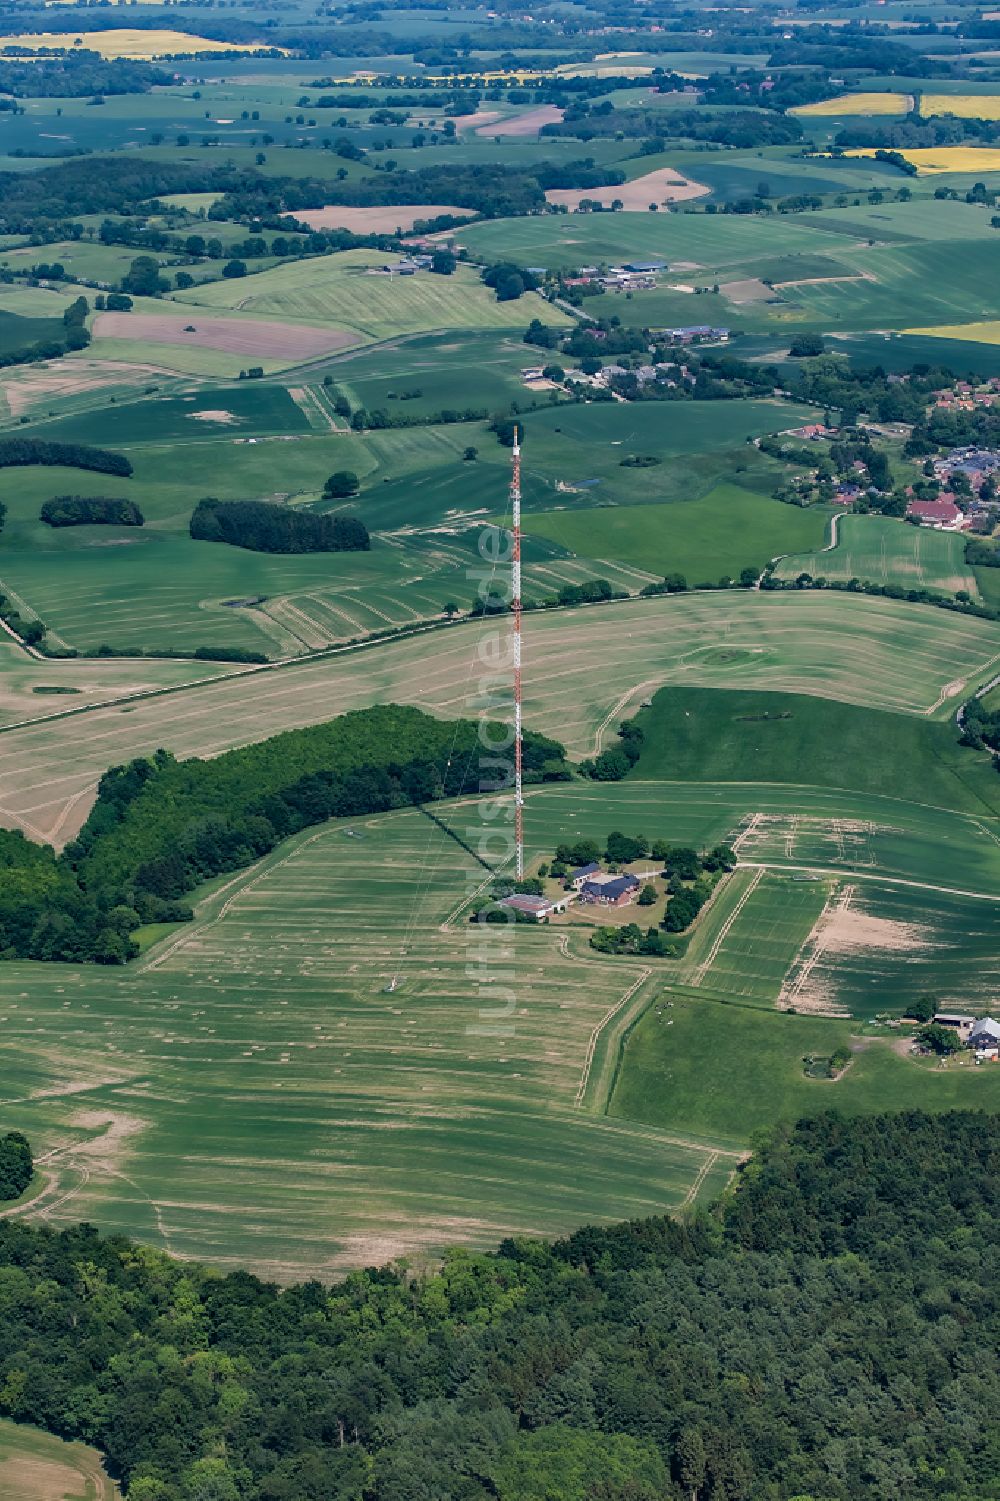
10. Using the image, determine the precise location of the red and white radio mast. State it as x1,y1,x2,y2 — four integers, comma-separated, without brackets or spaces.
511,427,524,880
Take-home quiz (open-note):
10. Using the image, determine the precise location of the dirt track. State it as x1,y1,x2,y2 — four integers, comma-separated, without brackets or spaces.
92,312,356,359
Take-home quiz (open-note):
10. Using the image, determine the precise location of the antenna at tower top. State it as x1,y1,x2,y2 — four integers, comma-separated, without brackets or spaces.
511,427,523,880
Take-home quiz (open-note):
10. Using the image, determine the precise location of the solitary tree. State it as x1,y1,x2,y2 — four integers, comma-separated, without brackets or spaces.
324,471,360,498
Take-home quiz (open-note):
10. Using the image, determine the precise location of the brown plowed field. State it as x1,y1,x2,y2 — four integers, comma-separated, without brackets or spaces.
92,312,357,358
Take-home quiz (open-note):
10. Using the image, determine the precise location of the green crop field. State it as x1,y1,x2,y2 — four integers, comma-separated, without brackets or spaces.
774,514,980,596
627,685,1000,816
0,308,66,358
0,1419,118,1501
524,484,827,581
170,249,570,342
0,810,731,1273
3,590,999,845
26,383,311,447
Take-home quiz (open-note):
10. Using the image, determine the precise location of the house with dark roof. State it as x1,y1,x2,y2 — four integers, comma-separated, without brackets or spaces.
579,872,640,907
566,861,601,889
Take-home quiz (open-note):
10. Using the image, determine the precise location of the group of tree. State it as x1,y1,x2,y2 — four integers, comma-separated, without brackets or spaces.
0,1132,31,1201
40,497,143,528
0,438,131,477
3,706,565,967
0,1110,994,1497
190,498,370,555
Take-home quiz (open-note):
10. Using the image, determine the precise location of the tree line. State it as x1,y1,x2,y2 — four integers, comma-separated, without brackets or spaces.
190,499,370,556
0,1110,995,1499
40,497,143,528
0,438,131,477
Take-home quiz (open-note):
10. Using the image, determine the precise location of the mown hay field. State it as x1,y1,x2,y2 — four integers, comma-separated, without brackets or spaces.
774,514,980,597
3,591,1000,845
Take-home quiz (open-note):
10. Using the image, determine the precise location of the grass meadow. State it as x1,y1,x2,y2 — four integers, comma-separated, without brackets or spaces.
775,514,980,596
523,484,827,581
628,685,1000,817
609,991,1000,1148
3,590,999,845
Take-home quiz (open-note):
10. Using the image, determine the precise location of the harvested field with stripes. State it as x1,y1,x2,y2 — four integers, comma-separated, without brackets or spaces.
3,591,999,845
0,808,731,1274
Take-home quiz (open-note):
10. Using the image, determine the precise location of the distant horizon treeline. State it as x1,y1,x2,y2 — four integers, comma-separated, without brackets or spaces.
0,705,568,963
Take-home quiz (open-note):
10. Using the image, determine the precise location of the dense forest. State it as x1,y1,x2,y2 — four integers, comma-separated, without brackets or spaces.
190,498,370,554
0,1110,995,1499
0,439,131,477
40,497,144,528
0,706,568,963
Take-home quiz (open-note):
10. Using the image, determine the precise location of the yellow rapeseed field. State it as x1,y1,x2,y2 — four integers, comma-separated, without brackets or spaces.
0,29,282,58
902,321,1000,346
845,146,1000,173
920,93,1000,120
793,91,911,115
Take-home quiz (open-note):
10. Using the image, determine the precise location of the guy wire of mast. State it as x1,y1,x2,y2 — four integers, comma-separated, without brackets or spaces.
511,427,524,881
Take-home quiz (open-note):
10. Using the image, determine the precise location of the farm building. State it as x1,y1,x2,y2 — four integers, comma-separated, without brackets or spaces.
933,1011,976,1041
579,872,641,907
566,861,601,889
497,892,569,921
660,325,730,344
905,498,965,529
625,259,666,273
969,1018,1000,1059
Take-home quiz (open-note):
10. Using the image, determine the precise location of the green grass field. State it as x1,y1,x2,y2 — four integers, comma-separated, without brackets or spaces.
524,484,827,581
0,1420,118,1501
774,514,980,596
628,684,1000,816
609,993,1000,1148
3,590,999,846
170,249,570,342
0,396,813,656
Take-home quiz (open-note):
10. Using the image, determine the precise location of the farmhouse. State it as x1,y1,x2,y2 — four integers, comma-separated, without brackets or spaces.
579,872,641,907
969,1017,1000,1059
497,892,569,921
906,497,965,529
